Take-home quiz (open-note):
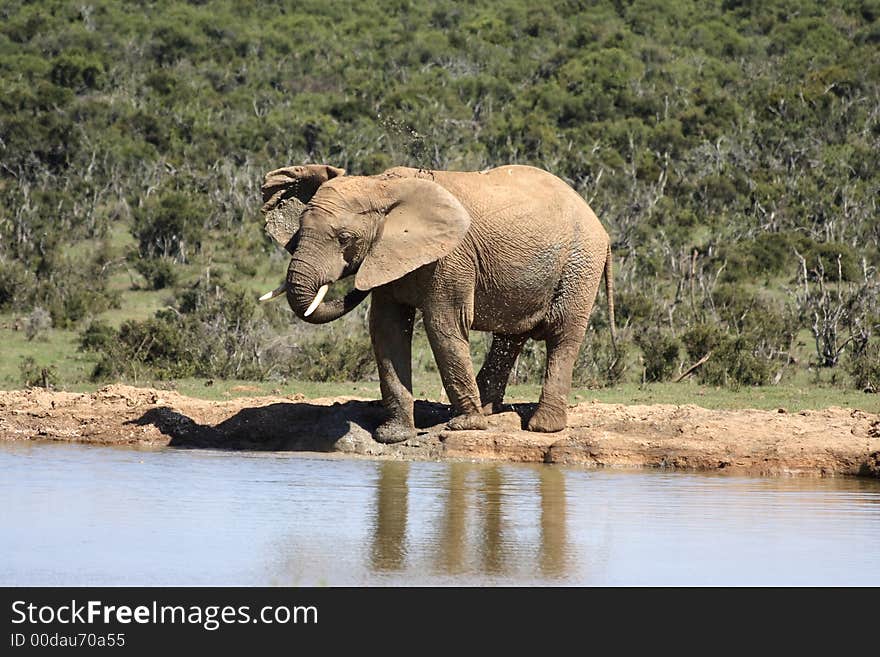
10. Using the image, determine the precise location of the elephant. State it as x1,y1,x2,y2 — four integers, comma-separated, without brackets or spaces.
258,164,615,444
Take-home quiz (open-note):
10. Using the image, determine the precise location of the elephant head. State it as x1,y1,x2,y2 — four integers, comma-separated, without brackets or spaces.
260,171,472,324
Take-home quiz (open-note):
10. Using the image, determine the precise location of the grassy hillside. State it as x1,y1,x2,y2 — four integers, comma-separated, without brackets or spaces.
1,0,878,401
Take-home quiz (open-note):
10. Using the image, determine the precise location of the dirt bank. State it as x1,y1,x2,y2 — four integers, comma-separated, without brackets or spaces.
1,385,878,478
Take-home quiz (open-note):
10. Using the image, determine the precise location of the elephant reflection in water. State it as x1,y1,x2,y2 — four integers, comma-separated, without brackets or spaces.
476,466,506,574
538,467,567,577
369,461,570,578
370,462,410,571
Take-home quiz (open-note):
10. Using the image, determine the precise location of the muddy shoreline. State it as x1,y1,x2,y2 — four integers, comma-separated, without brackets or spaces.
1,385,878,478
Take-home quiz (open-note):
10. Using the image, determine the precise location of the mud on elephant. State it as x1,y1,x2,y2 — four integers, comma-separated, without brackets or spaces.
259,164,616,444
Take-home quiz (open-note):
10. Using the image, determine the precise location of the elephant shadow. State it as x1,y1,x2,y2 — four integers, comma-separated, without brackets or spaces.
126,398,470,451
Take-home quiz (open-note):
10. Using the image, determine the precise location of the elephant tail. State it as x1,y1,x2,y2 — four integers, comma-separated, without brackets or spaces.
604,241,617,353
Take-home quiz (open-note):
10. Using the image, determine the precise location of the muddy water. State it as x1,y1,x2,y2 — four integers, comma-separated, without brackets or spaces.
1,442,879,586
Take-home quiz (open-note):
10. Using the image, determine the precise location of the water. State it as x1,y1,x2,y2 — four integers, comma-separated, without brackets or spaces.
1,441,879,586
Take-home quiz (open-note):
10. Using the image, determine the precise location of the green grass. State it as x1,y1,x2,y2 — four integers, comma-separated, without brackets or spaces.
561,381,880,413
100,281,169,326
182,378,878,412
2,327,875,413
170,378,381,401
0,321,98,389
2,308,877,413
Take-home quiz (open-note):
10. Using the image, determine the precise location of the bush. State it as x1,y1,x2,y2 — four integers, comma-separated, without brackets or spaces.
293,332,376,382
132,191,206,263
681,323,724,362
78,320,115,353
614,290,658,327
25,306,52,341
635,328,680,382
846,341,880,392
90,281,273,382
573,329,628,388
711,283,757,333
797,240,862,283
698,334,771,388
49,53,104,91
1,0,879,391
0,260,30,311
91,312,195,381
7,251,114,329
45,284,113,328
719,232,797,282
133,256,179,290
683,312,785,388
19,357,58,389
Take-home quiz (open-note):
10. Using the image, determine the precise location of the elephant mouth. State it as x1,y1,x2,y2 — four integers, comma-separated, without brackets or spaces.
258,280,331,312
259,276,368,325
303,283,329,316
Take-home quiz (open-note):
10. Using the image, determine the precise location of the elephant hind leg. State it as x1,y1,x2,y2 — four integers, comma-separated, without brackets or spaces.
528,256,603,432
477,333,528,414
527,329,587,433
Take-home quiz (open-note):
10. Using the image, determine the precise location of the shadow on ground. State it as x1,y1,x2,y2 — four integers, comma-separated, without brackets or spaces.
124,399,497,452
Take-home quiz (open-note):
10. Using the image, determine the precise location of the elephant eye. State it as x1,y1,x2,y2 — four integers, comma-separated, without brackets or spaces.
336,230,355,244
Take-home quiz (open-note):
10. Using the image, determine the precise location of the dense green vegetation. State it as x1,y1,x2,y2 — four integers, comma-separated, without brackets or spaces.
1,0,878,401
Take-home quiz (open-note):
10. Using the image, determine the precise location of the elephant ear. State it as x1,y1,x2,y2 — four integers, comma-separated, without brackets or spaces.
355,178,472,291
261,164,345,210
261,196,306,253
260,164,345,253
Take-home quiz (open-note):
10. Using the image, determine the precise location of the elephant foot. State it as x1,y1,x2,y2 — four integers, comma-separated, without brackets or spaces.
446,413,488,431
374,419,417,444
527,405,567,433
480,400,504,415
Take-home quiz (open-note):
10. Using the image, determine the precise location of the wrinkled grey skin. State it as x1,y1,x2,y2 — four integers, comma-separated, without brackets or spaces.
261,164,615,444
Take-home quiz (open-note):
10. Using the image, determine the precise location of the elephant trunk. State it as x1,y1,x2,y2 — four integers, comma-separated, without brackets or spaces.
285,257,368,324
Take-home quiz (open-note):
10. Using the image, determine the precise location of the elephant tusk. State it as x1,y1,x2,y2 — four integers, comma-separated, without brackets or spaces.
258,284,287,302
304,284,329,317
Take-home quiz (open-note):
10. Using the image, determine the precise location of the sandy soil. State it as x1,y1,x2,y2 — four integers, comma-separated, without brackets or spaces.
1,385,878,478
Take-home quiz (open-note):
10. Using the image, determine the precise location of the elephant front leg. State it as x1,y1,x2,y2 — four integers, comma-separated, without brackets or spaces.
423,309,487,431
477,333,528,414
369,292,417,444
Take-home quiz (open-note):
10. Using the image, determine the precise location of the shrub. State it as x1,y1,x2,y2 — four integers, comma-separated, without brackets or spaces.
0,260,30,311
133,256,179,290
682,317,781,388
19,357,58,389
573,329,629,388
46,285,113,328
1,0,879,393
846,341,880,392
719,231,797,282
25,306,52,341
49,53,104,91
294,332,376,382
635,328,680,382
681,323,724,362
797,240,861,283
698,334,771,388
132,191,206,263
78,320,115,353
9,251,114,328
711,283,756,333
90,281,272,382
614,290,659,327
91,313,194,381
